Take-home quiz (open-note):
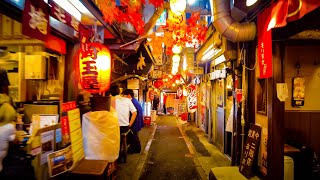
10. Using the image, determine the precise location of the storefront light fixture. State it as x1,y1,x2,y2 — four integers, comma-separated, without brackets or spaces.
170,0,186,15
246,0,258,7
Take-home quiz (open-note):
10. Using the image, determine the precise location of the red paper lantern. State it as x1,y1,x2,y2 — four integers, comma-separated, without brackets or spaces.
79,43,111,93
154,79,164,89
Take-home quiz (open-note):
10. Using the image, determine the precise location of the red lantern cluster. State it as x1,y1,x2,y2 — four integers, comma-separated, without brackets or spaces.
153,74,182,89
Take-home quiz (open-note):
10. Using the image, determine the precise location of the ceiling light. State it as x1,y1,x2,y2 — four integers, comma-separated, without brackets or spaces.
246,0,258,7
187,0,196,5
172,55,180,63
170,0,186,15
172,45,182,54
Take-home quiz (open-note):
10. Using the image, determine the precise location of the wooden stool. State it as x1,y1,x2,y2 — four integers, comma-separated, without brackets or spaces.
70,159,109,180
119,129,131,163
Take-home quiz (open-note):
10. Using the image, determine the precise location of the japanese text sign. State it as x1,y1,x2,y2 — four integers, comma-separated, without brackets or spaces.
78,41,111,93
257,6,273,78
239,124,262,178
187,84,197,113
22,0,49,41
48,0,80,31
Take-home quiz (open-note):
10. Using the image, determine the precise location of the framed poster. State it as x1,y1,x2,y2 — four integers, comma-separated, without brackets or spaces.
292,77,305,107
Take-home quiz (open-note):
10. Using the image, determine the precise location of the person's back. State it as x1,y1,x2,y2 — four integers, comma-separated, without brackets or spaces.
0,92,17,173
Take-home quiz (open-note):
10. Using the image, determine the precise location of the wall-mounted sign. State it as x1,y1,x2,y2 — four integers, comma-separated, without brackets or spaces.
22,0,49,41
49,0,80,31
240,124,261,178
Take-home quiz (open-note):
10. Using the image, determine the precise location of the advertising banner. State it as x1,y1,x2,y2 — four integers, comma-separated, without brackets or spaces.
257,6,272,78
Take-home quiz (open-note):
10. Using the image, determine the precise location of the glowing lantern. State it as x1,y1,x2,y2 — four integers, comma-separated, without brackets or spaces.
170,0,186,15
172,54,180,63
79,43,111,93
172,45,182,54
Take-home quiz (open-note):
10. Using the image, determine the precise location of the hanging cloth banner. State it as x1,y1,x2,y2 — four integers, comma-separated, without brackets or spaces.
257,5,273,78
22,0,50,41
48,0,80,31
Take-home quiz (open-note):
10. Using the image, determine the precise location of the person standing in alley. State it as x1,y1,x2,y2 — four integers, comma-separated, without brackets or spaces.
123,89,143,153
109,85,137,161
0,69,19,178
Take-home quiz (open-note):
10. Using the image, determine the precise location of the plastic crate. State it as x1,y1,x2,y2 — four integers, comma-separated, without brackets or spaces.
143,116,151,126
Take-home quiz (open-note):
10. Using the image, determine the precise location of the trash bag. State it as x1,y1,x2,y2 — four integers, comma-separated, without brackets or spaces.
82,107,120,162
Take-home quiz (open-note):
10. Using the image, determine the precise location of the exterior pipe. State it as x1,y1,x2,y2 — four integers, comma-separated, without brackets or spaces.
213,0,257,42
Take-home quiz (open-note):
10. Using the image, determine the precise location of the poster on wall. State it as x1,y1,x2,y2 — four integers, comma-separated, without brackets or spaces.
292,77,305,107
47,145,73,177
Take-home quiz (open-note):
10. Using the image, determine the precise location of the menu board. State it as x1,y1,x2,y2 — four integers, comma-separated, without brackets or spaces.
67,108,84,165
239,124,261,178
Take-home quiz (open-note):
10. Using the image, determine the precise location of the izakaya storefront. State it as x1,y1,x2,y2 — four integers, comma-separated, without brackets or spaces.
0,0,114,179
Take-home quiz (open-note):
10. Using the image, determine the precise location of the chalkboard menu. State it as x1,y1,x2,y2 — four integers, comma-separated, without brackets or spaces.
239,124,262,178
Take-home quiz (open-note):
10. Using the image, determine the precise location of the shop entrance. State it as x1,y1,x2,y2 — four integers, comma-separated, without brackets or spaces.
215,78,225,152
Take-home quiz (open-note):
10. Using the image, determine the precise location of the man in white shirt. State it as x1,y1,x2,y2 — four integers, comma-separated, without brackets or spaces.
110,85,137,130
109,85,137,163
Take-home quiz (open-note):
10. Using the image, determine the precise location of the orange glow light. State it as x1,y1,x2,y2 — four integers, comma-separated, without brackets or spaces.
79,43,111,93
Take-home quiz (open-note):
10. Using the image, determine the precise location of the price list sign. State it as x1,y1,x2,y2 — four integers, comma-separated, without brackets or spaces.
239,124,261,178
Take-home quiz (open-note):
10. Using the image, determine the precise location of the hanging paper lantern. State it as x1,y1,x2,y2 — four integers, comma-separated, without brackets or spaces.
170,0,186,15
154,79,164,88
79,43,111,93
172,54,180,63
172,44,182,54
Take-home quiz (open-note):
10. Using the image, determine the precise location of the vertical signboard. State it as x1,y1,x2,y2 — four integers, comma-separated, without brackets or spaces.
239,124,262,178
257,6,272,78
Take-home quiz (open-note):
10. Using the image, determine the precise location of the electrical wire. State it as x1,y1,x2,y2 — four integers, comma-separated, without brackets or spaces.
240,43,257,71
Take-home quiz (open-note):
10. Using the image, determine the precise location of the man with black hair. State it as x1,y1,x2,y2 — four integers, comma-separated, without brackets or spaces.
110,84,137,131
123,89,143,154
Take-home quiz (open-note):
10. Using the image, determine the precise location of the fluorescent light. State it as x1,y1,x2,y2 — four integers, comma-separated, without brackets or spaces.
187,0,196,5
51,0,82,21
246,0,258,6
201,49,213,61
68,0,95,18
214,54,226,66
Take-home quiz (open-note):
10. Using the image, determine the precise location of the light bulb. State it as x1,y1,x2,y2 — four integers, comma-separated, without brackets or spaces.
246,0,258,6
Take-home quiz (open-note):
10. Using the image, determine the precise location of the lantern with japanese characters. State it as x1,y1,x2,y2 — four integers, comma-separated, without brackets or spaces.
79,43,111,93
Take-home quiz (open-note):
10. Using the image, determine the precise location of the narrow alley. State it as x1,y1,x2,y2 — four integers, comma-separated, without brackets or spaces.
116,115,230,180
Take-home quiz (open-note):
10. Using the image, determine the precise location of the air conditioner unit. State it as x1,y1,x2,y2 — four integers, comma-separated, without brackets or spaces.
25,55,46,79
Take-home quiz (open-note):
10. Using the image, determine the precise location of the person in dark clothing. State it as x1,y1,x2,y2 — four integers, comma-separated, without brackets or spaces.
122,89,143,154
152,95,159,111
